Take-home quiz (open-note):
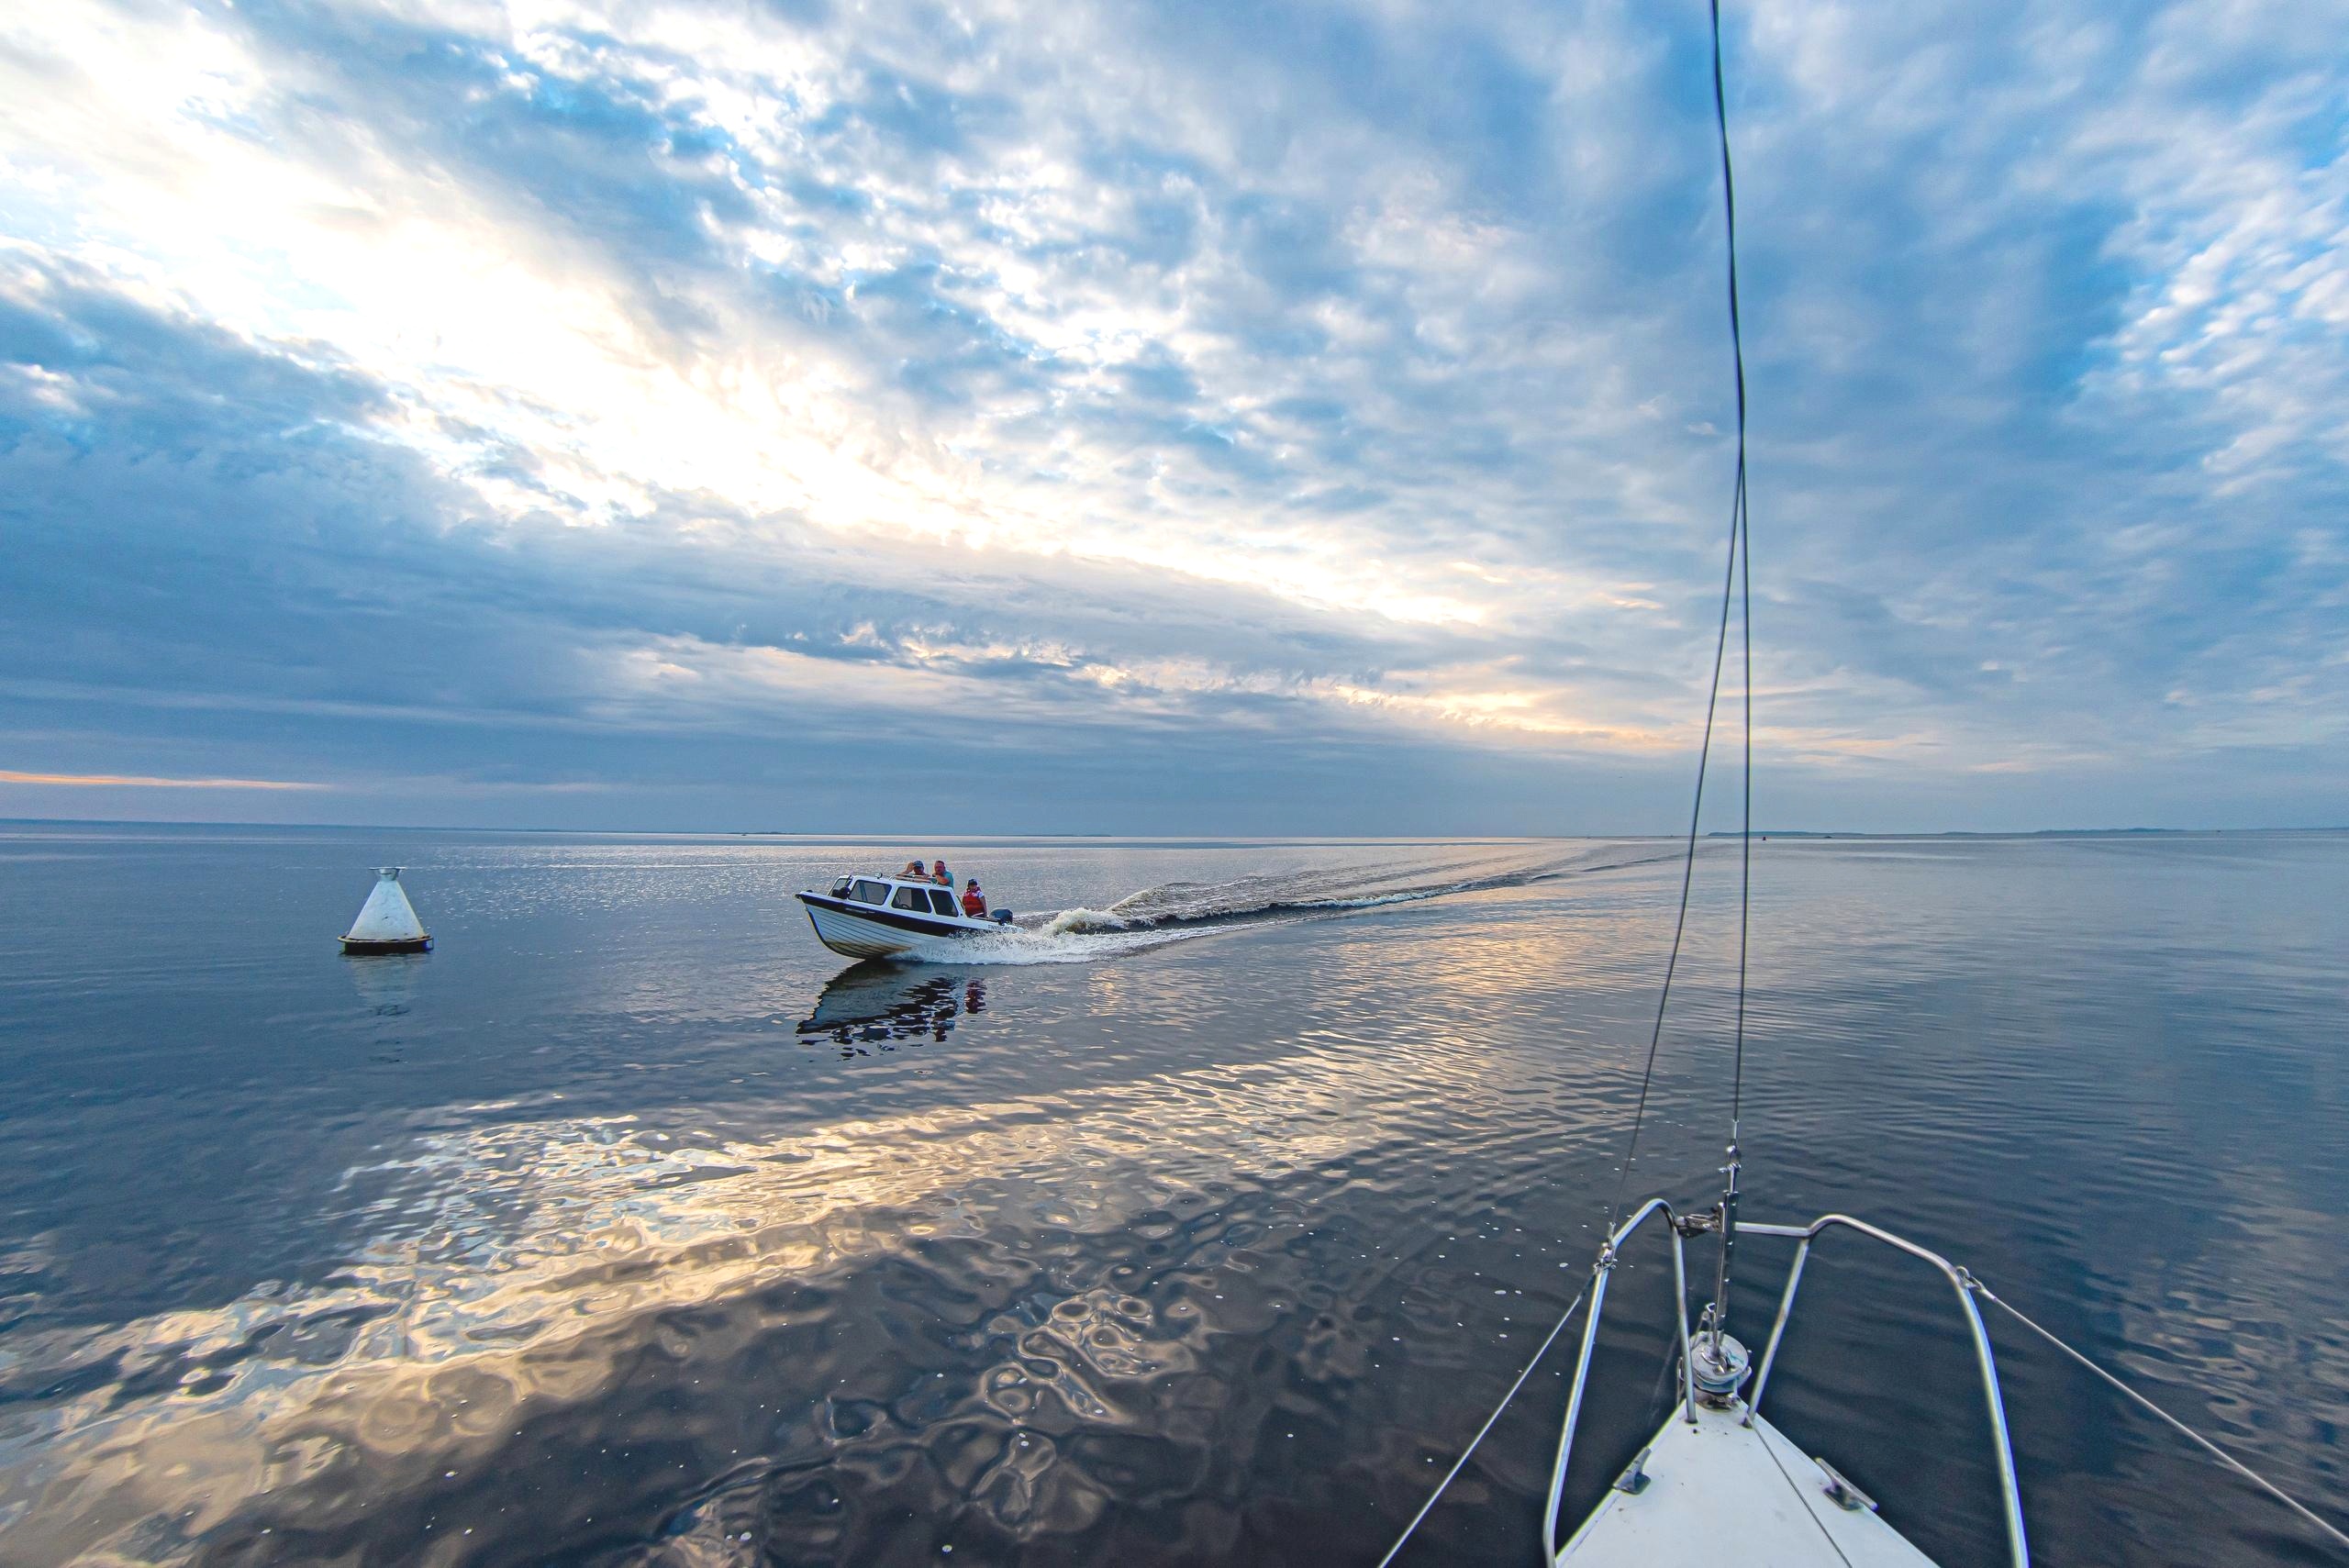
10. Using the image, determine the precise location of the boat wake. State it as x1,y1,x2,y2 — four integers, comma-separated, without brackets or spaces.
907,841,1681,966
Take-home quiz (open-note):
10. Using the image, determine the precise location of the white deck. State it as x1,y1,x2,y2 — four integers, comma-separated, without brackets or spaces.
1556,1399,1939,1567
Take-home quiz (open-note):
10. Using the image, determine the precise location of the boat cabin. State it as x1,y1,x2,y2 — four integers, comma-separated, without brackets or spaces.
828,873,973,920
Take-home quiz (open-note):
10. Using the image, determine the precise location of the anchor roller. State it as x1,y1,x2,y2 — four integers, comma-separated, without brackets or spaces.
1689,1330,1753,1408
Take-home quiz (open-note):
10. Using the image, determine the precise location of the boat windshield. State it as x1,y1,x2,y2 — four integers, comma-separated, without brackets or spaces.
849,879,888,905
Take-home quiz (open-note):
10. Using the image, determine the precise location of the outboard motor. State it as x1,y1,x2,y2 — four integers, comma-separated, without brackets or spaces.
993,909,1014,924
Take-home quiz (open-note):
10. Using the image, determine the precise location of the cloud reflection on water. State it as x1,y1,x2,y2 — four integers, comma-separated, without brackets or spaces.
0,976,1541,1564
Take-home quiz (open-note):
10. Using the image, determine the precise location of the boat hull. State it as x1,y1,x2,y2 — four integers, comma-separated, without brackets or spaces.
796,891,997,961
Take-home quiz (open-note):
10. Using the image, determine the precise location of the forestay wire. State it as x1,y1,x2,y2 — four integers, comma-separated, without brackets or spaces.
1374,8,1754,1562
1604,0,1753,1236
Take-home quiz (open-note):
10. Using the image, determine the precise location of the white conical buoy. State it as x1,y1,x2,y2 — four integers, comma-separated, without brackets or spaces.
341,866,432,953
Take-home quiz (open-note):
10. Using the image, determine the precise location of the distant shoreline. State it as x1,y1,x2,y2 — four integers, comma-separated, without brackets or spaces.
3,817,2343,840
1703,826,2344,839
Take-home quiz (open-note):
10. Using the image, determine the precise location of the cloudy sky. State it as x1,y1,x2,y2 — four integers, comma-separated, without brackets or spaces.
2,0,2343,834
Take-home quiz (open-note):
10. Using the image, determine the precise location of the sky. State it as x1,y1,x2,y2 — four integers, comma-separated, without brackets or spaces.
1,0,2344,835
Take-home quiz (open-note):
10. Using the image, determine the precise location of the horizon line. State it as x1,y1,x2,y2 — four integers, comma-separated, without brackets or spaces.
2,815,2343,840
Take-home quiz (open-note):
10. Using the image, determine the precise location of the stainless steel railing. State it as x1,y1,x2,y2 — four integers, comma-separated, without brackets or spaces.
1541,1196,1692,1565
1542,1203,2030,1568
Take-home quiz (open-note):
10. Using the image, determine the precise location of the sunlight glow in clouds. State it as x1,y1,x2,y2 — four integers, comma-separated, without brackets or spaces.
1,0,2344,829
6,0,1495,628
0,770,321,790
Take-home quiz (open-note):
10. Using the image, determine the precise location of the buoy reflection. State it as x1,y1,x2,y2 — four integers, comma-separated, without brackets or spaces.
341,950,426,1015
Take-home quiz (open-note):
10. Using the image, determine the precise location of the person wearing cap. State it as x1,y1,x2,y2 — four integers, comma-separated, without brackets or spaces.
903,858,928,878
961,878,987,917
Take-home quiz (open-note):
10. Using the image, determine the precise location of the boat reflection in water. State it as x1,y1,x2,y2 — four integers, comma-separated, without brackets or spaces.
796,962,988,1050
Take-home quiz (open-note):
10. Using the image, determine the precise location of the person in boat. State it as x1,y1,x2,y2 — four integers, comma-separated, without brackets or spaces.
961,878,986,917
930,857,952,886
903,858,928,878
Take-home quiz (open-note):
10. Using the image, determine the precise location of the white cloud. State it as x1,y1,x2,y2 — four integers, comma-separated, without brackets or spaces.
1,0,2343,828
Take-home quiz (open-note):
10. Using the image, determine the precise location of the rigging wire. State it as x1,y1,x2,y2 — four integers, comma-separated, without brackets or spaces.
1383,10,1757,1561
1603,0,1753,1236
1717,0,1753,1146
1717,0,1754,1348
1603,491,1741,1238
1972,1281,2349,1555
1371,1292,1587,1568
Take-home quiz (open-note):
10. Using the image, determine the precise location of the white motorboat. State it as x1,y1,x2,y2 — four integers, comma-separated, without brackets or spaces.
796,872,1012,960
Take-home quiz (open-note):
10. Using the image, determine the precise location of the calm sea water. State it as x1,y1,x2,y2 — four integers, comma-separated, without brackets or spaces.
0,824,2343,1566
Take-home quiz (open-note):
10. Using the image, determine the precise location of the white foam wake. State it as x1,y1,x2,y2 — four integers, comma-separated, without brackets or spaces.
881,842,1680,967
